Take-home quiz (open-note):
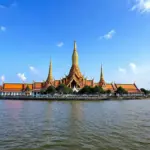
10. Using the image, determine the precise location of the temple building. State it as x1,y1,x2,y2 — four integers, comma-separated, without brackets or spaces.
0,41,141,96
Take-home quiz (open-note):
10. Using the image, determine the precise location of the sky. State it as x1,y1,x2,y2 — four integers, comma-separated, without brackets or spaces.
0,0,150,89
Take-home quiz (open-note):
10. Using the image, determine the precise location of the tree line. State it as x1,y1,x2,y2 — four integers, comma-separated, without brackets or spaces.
39,84,129,95
24,84,150,95
140,88,150,95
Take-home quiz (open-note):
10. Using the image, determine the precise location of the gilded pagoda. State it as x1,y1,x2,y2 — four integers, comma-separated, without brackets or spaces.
0,41,141,96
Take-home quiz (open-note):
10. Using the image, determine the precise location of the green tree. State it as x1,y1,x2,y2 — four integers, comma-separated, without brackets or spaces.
56,84,72,94
64,86,73,94
40,89,46,95
92,86,100,94
106,89,111,95
78,86,92,94
116,87,128,95
91,86,105,94
99,86,105,94
56,84,65,94
79,86,106,94
46,86,56,94
140,88,150,95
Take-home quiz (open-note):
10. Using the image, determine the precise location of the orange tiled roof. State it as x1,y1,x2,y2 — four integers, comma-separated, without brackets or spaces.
115,84,136,89
115,84,140,93
4,83,23,89
24,84,33,90
104,84,116,91
2,83,22,92
33,82,42,89
2,83,34,92
85,80,93,86
54,80,60,87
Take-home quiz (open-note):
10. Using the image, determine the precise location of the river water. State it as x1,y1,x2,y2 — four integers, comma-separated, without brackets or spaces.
0,100,150,150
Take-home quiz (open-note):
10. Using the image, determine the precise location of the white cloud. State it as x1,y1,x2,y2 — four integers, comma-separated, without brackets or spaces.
0,75,5,82
129,63,137,74
115,62,150,89
118,67,127,74
0,5,6,8
17,73,26,82
100,30,116,40
0,26,6,32
131,0,150,13
29,66,38,74
57,42,64,47
0,1,17,9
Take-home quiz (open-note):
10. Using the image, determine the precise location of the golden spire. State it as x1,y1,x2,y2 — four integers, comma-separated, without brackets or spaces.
47,59,53,82
72,41,78,66
100,64,105,85
100,64,104,80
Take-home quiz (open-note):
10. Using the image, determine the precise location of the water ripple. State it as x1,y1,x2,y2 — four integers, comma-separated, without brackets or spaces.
0,100,150,150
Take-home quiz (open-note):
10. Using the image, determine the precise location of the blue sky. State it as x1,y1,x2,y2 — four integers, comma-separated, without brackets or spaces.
0,0,150,88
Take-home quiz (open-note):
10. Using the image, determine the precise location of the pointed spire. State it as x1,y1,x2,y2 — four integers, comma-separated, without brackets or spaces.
72,40,78,66
47,59,53,82
100,64,104,80
99,64,106,86
74,41,77,51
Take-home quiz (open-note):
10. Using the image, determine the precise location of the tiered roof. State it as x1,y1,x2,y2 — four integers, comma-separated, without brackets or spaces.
114,84,141,93
104,84,116,91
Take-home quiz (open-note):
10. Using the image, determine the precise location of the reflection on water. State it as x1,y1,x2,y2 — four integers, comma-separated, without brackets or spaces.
4,100,23,120
71,101,83,121
0,100,150,150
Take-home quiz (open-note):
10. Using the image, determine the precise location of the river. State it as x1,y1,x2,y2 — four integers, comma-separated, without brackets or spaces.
0,100,150,150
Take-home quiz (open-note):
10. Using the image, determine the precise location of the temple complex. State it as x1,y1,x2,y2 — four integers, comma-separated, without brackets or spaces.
0,41,141,96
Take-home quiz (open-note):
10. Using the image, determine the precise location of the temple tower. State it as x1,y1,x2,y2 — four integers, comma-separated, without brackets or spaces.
72,41,78,66
66,41,84,89
99,64,106,86
68,41,83,78
46,59,53,83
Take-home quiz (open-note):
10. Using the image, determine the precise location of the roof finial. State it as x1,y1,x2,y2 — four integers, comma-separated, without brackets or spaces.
74,40,77,51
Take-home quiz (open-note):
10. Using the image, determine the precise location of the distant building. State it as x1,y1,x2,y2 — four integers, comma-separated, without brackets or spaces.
0,41,141,96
